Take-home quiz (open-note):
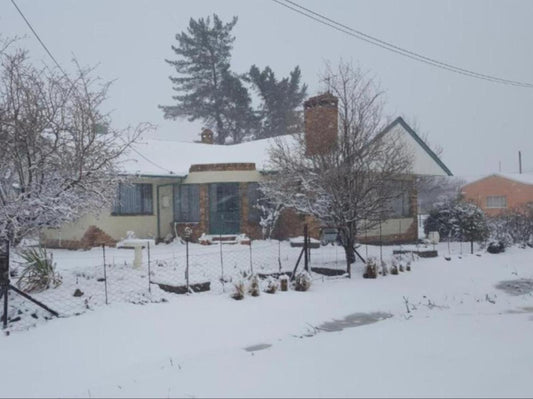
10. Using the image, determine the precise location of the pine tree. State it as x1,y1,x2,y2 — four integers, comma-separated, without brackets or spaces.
247,65,307,139
160,14,257,144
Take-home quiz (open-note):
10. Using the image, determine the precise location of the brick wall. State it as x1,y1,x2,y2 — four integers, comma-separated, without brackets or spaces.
42,225,117,249
189,163,256,173
304,93,338,156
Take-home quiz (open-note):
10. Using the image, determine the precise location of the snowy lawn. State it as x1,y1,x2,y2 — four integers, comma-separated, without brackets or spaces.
1,242,533,397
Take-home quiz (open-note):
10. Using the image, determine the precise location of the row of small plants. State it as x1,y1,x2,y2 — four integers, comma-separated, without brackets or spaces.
363,255,412,279
231,271,312,300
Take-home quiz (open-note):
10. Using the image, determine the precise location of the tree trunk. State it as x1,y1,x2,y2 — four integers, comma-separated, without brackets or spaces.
343,244,355,278
339,224,356,278
470,240,474,255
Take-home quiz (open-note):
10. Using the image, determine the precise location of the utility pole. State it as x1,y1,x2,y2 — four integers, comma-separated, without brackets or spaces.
519,151,522,174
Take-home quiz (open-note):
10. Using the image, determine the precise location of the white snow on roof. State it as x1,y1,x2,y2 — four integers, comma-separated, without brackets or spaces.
120,121,451,178
462,173,533,187
495,173,533,185
120,136,282,176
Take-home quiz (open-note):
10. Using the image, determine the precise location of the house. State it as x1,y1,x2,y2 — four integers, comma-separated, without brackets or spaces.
461,173,533,217
40,94,452,249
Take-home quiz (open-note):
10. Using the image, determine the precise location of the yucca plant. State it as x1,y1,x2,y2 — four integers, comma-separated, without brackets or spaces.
16,247,62,292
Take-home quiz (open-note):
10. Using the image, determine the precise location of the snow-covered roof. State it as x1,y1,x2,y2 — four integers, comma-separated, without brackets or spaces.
121,117,452,178
120,136,280,177
462,173,533,187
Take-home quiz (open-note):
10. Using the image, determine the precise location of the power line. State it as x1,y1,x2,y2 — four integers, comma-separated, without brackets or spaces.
9,0,68,77
127,141,176,174
272,0,533,88
10,0,174,175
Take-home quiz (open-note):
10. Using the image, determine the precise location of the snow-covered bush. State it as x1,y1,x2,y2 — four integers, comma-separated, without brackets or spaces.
487,241,505,254
248,274,260,297
363,257,377,279
381,260,389,276
16,247,62,292
231,280,246,300
487,206,533,248
390,257,399,275
264,277,278,294
294,271,311,291
279,274,289,292
424,200,489,253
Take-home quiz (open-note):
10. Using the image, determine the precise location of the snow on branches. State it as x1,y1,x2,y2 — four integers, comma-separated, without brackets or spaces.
260,61,413,273
0,48,153,245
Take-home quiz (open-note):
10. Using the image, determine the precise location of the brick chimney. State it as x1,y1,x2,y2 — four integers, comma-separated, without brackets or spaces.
304,93,338,155
200,128,214,144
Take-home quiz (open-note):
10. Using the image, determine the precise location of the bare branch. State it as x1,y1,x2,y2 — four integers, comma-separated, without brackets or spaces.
0,47,152,245
261,60,413,270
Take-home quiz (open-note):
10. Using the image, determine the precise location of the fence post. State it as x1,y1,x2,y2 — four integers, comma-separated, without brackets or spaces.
2,286,7,329
219,237,225,292
185,239,190,293
304,224,309,272
379,219,383,265
102,244,108,305
278,240,282,272
147,241,152,294
249,240,253,275
1,240,9,329
365,223,369,259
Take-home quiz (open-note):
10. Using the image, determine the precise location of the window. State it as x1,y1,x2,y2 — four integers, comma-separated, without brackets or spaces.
247,183,261,223
388,181,411,217
174,184,200,222
113,183,153,215
486,196,507,209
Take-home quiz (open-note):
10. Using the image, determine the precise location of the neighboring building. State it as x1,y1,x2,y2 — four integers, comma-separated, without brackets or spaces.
461,173,533,217
41,94,452,248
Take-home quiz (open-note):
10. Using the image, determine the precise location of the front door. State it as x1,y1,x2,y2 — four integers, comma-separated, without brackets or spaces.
209,183,240,235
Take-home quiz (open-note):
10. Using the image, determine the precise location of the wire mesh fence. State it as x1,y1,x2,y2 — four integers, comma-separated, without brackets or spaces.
2,237,354,333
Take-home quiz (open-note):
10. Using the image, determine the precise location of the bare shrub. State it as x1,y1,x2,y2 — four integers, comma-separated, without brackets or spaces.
264,277,279,294
231,280,246,300
363,257,377,279
294,271,312,291
248,274,261,297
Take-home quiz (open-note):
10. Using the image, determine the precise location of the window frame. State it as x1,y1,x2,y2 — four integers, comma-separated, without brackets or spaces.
247,182,261,223
388,181,411,218
112,183,153,216
486,195,507,209
174,184,201,223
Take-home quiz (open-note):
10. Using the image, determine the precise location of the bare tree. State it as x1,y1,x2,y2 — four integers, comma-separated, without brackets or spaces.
0,48,152,246
416,175,465,214
260,61,413,276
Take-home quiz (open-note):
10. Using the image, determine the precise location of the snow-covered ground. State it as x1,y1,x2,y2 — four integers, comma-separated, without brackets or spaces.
2,241,533,397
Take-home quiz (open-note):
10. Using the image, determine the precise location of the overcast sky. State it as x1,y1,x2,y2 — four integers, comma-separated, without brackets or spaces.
2,0,532,177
